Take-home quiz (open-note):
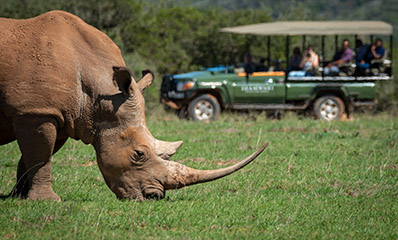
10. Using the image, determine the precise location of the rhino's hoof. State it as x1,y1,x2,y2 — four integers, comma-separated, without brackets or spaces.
28,189,61,202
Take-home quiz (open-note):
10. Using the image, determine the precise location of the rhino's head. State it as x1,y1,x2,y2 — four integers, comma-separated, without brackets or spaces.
93,67,268,201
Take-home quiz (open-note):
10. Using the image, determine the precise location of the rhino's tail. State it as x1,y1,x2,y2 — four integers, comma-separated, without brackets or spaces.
0,193,11,199
1,162,45,200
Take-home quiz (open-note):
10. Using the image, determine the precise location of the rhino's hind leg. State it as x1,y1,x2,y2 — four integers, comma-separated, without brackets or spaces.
12,137,68,199
13,117,61,201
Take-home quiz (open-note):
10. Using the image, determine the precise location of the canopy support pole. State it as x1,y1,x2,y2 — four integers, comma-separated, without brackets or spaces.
286,36,290,71
267,36,271,68
354,35,358,48
321,36,325,77
355,35,358,79
391,35,393,77
335,35,338,52
302,35,306,50
370,35,374,43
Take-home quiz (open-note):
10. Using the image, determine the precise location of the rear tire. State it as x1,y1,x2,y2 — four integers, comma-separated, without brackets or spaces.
188,94,220,121
313,96,345,121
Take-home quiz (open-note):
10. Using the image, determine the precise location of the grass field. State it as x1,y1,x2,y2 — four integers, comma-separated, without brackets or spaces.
1,112,397,239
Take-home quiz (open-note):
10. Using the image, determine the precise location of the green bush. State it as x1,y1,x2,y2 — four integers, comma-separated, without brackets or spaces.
0,0,397,112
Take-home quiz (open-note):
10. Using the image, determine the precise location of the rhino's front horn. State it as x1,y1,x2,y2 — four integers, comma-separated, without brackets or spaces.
155,139,183,160
161,141,269,190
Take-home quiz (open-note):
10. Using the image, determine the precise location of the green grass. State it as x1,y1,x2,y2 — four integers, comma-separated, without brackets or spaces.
1,112,398,239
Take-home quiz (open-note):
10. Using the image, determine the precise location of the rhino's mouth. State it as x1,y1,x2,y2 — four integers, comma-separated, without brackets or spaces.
142,189,165,200
141,182,165,200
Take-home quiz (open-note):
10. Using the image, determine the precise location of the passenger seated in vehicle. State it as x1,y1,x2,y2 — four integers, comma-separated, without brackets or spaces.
356,39,385,75
289,47,302,71
299,45,319,76
324,39,353,76
288,46,319,77
243,53,256,74
355,40,368,61
355,39,371,75
255,58,268,72
367,38,385,65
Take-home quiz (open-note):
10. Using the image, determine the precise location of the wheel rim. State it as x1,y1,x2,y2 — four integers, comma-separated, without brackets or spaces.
319,99,340,121
193,100,214,120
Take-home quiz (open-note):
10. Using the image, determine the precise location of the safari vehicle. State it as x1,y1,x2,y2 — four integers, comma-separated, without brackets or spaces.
161,21,393,121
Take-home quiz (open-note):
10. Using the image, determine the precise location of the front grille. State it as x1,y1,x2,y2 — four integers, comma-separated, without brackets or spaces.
161,74,176,99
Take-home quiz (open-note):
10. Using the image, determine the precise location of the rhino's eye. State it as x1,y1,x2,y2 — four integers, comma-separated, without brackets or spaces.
135,150,144,158
130,150,146,164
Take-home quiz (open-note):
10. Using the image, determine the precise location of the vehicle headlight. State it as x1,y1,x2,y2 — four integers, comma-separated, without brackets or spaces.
176,81,195,91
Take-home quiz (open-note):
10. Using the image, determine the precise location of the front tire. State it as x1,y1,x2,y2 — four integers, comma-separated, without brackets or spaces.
313,96,345,121
188,94,220,121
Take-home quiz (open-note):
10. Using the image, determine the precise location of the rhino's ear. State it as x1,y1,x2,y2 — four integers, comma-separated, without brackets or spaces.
113,66,133,95
137,69,154,92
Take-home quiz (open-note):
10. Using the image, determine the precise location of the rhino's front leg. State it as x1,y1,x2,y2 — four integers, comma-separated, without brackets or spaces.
13,116,61,201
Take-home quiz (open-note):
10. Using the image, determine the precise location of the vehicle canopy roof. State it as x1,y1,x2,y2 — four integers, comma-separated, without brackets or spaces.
220,21,393,36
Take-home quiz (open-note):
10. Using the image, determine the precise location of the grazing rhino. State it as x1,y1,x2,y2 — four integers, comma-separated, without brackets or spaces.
0,11,268,201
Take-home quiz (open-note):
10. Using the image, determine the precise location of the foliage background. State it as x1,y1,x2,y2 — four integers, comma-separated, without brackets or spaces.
0,0,397,110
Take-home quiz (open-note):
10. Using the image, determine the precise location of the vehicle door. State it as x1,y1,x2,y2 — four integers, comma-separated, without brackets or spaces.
230,74,286,104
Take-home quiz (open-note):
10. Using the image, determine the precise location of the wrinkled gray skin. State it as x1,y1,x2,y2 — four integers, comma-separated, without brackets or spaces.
0,11,268,201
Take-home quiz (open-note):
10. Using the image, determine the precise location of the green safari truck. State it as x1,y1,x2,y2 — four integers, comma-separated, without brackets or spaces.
161,21,393,121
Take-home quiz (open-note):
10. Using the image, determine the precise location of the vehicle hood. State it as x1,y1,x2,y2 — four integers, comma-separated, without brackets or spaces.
173,71,213,80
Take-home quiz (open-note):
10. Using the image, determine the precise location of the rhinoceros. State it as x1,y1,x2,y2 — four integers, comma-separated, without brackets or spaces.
0,11,268,201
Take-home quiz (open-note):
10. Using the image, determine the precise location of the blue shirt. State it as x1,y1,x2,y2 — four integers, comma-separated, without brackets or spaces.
367,46,385,61
356,44,369,62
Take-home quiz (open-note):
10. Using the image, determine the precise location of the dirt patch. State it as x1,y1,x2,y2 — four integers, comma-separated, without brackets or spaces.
80,162,96,167
179,158,240,166
180,158,206,164
11,216,41,228
272,127,309,133
369,164,398,170
327,180,375,198
224,128,237,134
54,161,96,167
215,159,239,166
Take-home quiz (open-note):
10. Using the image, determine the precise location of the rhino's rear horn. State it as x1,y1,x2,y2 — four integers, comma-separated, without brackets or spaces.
155,139,183,160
